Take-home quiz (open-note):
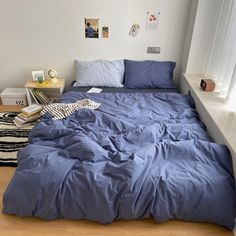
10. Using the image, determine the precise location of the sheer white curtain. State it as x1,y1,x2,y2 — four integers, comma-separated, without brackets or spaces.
205,0,236,106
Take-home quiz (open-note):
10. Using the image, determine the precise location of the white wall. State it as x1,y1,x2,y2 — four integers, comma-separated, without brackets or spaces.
0,0,191,90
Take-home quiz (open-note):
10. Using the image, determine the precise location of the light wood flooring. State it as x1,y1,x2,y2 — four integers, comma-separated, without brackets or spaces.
0,167,233,236
0,105,25,112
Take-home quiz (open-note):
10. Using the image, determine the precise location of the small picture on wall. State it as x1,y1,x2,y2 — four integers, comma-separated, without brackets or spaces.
102,27,109,38
129,24,140,37
85,18,99,38
145,11,160,30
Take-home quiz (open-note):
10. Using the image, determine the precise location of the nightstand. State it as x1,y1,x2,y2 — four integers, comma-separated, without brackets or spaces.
25,79,65,105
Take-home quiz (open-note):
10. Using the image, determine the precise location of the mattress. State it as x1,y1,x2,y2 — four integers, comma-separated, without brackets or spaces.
69,81,178,93
2,90,236,229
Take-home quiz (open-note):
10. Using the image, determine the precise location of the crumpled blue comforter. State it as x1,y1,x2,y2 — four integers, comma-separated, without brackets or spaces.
3,91,236,229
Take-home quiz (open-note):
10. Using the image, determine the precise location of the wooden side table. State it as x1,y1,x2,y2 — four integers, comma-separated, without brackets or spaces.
24,79,65,105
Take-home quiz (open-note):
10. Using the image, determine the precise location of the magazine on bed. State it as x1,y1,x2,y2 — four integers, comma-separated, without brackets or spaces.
87,87,103,93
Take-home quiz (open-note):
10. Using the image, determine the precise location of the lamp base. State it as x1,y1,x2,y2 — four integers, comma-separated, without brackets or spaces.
50,77,58,83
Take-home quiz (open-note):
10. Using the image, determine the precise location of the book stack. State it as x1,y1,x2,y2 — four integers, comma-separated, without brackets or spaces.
13,104,43,128
29,89,52,105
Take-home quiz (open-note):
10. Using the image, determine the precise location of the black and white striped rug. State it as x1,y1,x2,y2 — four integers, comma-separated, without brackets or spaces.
0,112,33,167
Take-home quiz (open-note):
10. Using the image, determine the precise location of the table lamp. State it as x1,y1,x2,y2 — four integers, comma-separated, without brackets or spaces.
48,69,58,83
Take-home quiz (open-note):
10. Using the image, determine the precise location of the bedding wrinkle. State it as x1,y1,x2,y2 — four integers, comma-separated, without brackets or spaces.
131,154,156,219
3,91,236,229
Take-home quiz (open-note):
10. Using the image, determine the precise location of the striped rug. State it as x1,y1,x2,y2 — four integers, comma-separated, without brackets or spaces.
0,112,33,167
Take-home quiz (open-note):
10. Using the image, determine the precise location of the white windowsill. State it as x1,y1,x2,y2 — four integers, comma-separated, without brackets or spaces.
180,74,236,176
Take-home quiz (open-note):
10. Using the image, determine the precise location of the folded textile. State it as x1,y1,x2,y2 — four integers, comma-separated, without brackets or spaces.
41,99,101,119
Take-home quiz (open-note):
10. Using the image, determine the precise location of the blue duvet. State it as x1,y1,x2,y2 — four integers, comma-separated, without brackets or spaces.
3,91,236,229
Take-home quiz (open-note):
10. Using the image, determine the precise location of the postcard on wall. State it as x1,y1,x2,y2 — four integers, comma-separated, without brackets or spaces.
102,26,109,38
129,24,140,37
145,11,160,30
85,18,99,38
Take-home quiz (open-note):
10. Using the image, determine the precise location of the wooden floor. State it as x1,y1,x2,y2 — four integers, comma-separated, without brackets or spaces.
0,105,26,112
0,167,233,236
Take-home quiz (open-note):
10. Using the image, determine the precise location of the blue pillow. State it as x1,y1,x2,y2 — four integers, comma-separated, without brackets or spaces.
75,59,124,87
124,60,176,89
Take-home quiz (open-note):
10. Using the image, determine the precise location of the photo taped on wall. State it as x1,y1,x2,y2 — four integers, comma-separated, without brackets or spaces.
85,18,99,38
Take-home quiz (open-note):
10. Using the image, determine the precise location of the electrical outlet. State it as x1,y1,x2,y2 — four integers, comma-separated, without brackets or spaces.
147,47,161,54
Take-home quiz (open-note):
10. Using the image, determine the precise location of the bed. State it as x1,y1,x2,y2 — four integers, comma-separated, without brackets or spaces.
2,60,236,229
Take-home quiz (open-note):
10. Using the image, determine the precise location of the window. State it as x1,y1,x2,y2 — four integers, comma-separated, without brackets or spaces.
205,0,236,107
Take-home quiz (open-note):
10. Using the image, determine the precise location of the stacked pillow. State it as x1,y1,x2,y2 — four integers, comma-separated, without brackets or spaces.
75,59,176,89
75,59,124,87
124,60,176,89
